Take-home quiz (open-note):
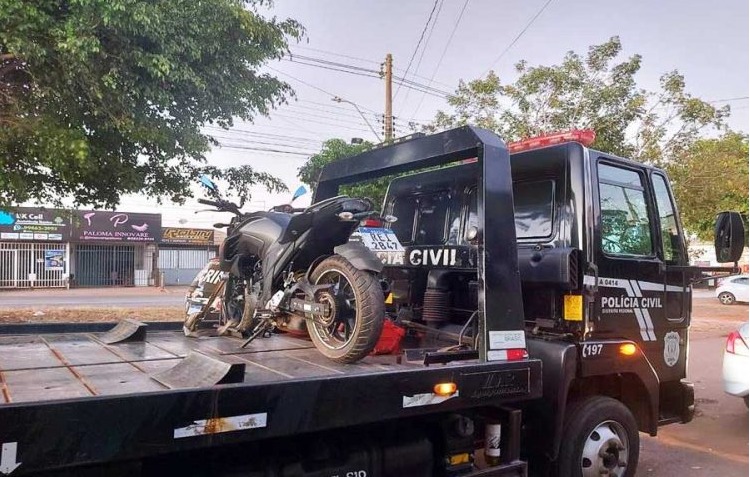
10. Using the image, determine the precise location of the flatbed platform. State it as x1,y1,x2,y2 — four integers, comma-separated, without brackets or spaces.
0,324,414,404
0,321,542,475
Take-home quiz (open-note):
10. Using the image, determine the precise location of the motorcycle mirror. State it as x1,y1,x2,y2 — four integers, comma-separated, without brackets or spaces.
199,175,218,192
291,186,307,203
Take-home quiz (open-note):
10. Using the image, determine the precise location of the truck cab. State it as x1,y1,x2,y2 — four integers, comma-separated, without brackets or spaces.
363,130,744,474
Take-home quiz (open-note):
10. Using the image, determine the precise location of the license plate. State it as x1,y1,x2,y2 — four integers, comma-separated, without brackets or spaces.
357,227,404,252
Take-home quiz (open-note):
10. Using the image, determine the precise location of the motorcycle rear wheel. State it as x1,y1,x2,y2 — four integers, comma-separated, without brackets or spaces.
308,255,384,363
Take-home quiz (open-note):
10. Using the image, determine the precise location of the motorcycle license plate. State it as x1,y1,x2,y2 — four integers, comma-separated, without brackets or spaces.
357,227,404,252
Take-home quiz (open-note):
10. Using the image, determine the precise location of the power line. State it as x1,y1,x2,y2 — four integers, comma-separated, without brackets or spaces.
398,0,445,113
410,0,469,120
206,134,319,152
212,143,314,157
290,45,381,65
394,0,442,100
484,0,554,75
285,53,381,75
281,58,382,80
299,98,379,114
268,66,378,119
203,127,323,146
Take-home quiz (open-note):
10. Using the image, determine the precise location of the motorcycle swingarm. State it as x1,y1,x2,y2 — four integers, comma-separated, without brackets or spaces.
289,298,329,316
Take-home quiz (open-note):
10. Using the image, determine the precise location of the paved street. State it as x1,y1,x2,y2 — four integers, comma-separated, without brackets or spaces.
639,300,748,476
0,286,189,308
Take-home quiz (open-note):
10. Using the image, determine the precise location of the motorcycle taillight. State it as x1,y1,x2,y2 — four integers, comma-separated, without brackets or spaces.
362,218,383,227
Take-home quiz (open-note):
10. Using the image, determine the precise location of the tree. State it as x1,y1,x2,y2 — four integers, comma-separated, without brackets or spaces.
666,132,749,240
428,37,728,163
298,138,393,207
0,0,302,208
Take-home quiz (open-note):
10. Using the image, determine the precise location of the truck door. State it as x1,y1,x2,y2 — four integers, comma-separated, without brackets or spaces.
593,160,687,381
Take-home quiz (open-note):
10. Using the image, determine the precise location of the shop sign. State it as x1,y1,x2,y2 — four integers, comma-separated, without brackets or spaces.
0,207,70,241
72,211,161,243
162,227,214,245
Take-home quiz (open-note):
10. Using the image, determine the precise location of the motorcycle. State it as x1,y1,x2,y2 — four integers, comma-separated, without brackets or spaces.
184,176,387,363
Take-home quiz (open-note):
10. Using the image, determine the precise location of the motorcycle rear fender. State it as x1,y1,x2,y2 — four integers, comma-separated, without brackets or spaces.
333,242,384,274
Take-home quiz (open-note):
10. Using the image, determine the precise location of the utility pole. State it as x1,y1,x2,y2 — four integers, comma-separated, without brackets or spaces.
384,53,394,141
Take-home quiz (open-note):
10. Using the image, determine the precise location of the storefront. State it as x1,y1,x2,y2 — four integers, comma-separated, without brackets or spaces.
158,227,216,285
0,208,71,288
69,210,161,287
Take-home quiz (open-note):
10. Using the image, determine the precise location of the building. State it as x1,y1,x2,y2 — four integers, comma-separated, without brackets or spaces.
0,207,216,288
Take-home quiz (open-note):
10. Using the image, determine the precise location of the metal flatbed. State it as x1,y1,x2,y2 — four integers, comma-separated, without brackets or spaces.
0,321,542,475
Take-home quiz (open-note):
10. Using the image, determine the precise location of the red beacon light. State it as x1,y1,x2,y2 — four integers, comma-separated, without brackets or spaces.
508,129,596,153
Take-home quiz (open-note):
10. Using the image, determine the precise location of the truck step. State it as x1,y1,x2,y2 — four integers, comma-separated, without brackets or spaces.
151,351,246,389
96,318,148,344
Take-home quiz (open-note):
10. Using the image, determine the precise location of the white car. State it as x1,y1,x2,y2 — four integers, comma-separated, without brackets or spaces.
715,275,749,305
722,322,749,407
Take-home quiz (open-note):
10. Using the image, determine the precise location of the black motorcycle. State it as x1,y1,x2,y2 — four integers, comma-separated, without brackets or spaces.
184,176,386,363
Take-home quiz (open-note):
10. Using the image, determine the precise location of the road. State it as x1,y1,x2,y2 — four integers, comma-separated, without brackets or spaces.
639,301,748,476
0,286,189,308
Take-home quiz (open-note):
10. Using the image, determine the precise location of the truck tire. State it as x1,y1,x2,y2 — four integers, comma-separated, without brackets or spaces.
556,396,639,477
308,255,384,363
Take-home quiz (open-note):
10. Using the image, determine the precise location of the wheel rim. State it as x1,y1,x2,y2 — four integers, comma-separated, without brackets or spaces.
719,293,734,304
580,420,629,477
311,269,358,350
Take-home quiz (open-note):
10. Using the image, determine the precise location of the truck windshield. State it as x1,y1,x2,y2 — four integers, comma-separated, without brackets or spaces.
460,180,555,242
391,179,556,245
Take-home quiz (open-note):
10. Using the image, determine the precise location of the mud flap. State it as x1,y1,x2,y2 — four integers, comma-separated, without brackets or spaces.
151,351,246,389
97,319,148,344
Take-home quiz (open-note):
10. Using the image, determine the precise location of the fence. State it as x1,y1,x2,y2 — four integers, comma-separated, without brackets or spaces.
0,242,68,288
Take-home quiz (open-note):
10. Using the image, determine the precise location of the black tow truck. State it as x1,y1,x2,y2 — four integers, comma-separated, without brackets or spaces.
0,126,742,477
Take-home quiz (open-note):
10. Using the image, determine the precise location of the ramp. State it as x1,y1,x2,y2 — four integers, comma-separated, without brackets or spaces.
97,319,148,344
151,351,246,389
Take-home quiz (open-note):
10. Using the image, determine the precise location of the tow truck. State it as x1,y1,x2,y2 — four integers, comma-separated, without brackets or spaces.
0,126,743,476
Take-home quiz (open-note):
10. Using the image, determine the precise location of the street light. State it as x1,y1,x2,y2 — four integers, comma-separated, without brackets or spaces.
332,96,382,142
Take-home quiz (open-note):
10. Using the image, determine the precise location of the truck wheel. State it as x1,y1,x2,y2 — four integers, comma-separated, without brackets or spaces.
718,291,736,305
557,396,639,477
308,255,384,363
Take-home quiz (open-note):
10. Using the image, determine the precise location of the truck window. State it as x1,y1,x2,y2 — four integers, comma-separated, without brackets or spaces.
598,163,653,256
461,180,555,242
391,192,450,245
651,173,683,263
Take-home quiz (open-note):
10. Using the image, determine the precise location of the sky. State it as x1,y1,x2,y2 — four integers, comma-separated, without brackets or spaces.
117,0,749,228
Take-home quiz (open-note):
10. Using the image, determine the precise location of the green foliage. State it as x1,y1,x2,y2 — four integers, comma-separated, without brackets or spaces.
298,138,393,208
428,37,728,162
0,0,302,208
666,132,749,240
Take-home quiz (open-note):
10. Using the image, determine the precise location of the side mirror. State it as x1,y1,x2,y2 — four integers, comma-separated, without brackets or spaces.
200,175,219,193
292,186,307,203
714,211,745,263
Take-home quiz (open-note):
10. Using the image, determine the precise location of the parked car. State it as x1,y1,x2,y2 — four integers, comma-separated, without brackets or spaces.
716,275,749,305
722,322,749,407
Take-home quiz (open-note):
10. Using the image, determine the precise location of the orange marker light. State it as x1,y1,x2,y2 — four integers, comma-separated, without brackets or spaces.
619,343,637,356
434,382,458,396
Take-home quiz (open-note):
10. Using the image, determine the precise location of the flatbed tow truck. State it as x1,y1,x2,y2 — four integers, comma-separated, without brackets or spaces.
0,126,743,477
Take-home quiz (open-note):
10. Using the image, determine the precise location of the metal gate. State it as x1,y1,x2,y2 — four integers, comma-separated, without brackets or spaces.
0,242,68,288
73,244,136,287
158,248,215,285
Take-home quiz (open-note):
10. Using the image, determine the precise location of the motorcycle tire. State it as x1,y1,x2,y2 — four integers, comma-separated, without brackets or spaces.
308,255,385,363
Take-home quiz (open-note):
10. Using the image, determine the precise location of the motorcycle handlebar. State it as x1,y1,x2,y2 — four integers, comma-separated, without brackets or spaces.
197,198,220,207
